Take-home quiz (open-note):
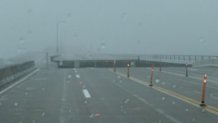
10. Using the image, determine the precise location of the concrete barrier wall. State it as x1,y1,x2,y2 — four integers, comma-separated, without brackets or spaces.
57,60,192,68
0,61,35,88
51,54,218,65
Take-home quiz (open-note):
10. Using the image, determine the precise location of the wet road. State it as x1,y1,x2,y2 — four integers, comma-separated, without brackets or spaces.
0,67,218,123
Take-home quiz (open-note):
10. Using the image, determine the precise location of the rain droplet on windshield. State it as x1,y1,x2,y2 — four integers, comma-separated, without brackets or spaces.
121,12,127,19
73,33,79,38
67,13,72,17
41,88,45,91
199,38,205,43
27,30,32,34
68,75,72,79
19,36,25,41
117,76,121,79
137,40,141,44
100,42,106,49
14,102,19,107
138,22,143,27
155,79,160,84
41,112,46,117
32,120,35,123
27,8,33,14
76,74,80,78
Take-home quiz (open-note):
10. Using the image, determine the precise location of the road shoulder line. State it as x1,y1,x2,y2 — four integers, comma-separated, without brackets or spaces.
109,69,218,116
0,68,39,95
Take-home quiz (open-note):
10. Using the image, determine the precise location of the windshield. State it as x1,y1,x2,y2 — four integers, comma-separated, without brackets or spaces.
0,0,218,123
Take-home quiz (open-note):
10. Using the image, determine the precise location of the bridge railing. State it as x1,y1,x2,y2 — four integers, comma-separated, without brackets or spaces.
0,61,35,89
51,54,218,67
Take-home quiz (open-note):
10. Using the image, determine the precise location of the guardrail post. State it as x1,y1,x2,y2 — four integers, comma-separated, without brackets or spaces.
46,52,49,69
200,74,208,107
159,64,162,72
185,64,188,77
149,64,154,87
113,60,116,72
127,64,130,78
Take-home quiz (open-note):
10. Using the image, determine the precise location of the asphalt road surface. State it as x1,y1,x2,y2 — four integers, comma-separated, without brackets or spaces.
0,66,218,123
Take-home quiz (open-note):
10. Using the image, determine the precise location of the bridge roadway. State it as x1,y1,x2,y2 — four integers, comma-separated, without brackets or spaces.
0,66,217,123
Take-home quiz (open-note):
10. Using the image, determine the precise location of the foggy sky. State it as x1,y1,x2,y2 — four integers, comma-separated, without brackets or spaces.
0,0,218,59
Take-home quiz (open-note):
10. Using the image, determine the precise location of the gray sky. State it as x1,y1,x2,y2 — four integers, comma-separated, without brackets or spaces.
0,0,218,58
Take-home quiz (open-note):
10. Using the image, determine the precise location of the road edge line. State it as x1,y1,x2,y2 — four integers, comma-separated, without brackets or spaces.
0,68,39,95
109,69,218,116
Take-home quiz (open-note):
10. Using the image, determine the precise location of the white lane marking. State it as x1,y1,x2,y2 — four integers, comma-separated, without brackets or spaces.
83,89,91,98
112,80,181,123
0,69,39,95
59,76,68,123
76,74,80,79
155,108,182,123
134,95,182,123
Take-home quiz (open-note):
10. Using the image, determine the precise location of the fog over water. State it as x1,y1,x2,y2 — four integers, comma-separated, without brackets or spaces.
0,0,218,59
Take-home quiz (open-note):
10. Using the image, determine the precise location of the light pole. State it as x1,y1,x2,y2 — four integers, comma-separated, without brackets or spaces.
56,21,66,55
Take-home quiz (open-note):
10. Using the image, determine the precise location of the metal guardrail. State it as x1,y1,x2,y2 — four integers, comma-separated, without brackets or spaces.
133,55,218,65
51,54,218,65
0,61,35,88
51,54,218,68
193,59,218,67
57,59,191,68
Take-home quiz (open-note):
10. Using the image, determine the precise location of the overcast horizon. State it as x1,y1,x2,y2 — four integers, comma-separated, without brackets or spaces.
0,0,218,59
